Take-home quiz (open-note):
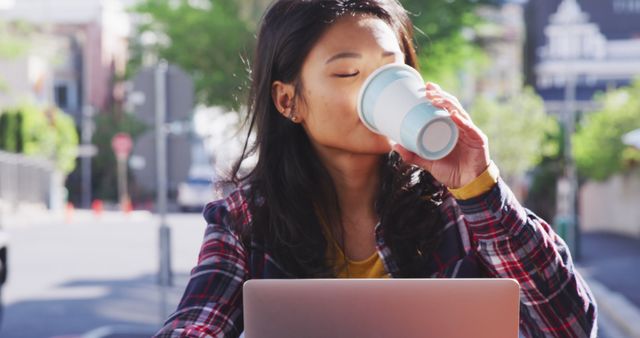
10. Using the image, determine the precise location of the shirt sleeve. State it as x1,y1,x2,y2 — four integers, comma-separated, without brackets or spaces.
456,178,597,338
154,203,248,338
448,161,500,200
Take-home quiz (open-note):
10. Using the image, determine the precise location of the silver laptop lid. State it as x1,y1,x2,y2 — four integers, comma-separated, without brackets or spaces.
243,278,520,338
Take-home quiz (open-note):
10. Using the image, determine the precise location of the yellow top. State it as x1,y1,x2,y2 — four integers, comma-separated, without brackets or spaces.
318,211,389,278
329,241,390,278
447,161,500,200
321,161,500,278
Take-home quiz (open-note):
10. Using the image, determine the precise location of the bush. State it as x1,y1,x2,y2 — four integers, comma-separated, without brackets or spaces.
0,104,79,174
573,79,640,181
470,87,559,180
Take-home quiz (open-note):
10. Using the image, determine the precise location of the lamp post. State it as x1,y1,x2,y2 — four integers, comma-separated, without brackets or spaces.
556,71,580,259
80,105,94,209
155,61,172,321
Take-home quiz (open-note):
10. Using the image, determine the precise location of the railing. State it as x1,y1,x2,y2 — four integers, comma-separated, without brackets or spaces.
0,150,57,209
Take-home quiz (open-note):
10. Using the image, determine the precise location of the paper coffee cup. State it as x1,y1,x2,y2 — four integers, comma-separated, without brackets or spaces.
357,63,459,160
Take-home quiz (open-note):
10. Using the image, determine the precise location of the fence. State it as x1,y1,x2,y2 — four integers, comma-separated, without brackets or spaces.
0,150,58,210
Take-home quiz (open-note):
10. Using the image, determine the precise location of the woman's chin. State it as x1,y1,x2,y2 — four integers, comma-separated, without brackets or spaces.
364,142,394,155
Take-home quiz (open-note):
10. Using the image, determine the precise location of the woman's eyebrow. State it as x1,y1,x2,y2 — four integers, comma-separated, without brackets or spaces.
325,52,362,64
325,50,399,64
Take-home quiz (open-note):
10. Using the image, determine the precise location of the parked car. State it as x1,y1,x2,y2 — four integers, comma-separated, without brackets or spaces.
0,229,8,327
177,177,216,212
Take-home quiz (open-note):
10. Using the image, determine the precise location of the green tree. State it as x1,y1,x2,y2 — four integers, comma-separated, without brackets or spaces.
401,0,496,89
130,0,253,108
90,112,147,201
523,123,565,222
49,107,80,175
0,109,23,152
470,88,559,181
573,79,640,181
0,104,79,174
130,0,495,108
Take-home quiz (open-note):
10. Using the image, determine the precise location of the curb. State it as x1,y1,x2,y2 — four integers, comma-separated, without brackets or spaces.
587,279,640,338
1,208,154,229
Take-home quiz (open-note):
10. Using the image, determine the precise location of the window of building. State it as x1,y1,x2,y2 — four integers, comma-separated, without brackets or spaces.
53,80,78,113
54,83,69,110
614,0,640,13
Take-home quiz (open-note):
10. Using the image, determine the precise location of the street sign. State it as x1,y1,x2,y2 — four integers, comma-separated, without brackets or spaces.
131,65,194,126
128,64,194,196
111,132,133,159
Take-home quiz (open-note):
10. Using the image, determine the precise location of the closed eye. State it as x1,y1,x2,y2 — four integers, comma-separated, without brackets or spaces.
333,71,360,78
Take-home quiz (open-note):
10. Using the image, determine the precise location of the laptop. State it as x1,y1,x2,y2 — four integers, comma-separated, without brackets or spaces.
243,278,520,338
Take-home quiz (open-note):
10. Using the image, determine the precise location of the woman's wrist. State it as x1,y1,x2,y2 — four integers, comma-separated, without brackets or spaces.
448,161,499,200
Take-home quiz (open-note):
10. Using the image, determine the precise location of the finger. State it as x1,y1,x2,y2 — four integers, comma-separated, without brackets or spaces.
426,82,441,91
438,91,462,108
437,93,470,120
427,82,462,106
450,110,487,145
424,87,471,122
429,95,473,123
450,109,475,134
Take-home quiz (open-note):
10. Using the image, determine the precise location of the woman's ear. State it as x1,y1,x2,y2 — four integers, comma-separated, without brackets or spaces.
271,81,296,118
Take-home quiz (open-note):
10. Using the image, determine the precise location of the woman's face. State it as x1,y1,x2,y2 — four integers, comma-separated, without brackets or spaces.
295,14,405,156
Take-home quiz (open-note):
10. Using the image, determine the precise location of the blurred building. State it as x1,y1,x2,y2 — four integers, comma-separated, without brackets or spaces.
526,0,640,239
0,24,64,108
525,0,640,115
470,2,527,101
0,0,131,121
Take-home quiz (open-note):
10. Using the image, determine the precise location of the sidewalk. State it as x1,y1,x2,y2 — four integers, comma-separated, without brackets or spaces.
0,202,60,228
0,202,153,229
577,231,640,338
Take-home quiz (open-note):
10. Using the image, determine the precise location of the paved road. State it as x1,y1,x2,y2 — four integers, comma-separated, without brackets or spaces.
577,231,640,309
576,231,640,338
1,212,206,338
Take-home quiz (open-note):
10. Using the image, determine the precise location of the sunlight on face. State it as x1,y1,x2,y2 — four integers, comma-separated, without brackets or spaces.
297,14,405,156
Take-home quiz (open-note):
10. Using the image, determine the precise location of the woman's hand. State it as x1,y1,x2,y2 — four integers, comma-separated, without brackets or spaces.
392,82,491,189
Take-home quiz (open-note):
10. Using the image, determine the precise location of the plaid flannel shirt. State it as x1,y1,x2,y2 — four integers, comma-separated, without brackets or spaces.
154,177,597,338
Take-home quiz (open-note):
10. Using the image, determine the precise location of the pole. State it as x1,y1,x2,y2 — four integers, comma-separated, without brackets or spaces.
81,105,94,209
116,156,128,209
563,74,579,258
80,23,94,210
156,61,172,321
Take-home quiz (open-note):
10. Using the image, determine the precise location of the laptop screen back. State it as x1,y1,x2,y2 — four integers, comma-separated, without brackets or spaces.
243,278,520,338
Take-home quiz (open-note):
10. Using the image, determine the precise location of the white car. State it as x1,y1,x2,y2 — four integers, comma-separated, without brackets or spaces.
0,230,7,327
177,177,216,212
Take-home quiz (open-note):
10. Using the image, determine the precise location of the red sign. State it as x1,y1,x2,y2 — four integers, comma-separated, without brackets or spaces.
111,133,133,159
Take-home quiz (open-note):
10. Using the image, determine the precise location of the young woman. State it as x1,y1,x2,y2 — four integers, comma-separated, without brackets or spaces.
155,0,597,337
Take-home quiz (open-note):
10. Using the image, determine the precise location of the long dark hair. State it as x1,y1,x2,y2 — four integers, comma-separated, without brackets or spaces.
230,0,446,278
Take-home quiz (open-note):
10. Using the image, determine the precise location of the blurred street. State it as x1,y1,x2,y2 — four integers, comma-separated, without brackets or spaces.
579,232,640,309
0,211,206,338
0,0,639,337
577,232,640,338
0,209,637,337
